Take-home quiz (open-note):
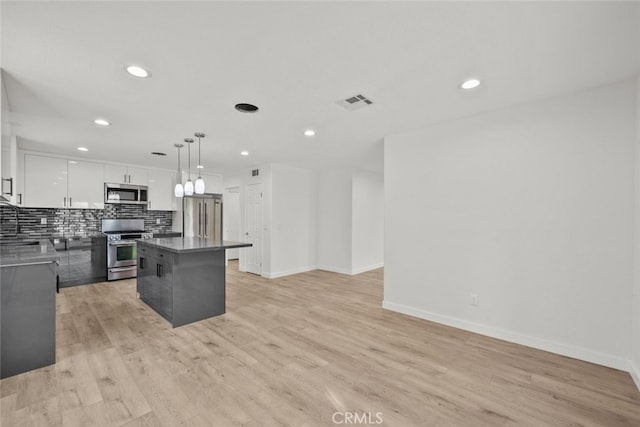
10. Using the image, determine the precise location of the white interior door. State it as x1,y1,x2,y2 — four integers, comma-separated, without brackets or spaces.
245,183,262,275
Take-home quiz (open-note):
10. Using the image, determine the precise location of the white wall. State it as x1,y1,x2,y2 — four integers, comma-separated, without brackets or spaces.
316,169,353,274
268,164,317,278
352,170,384,274
223,188,240,260
223,165,271,273
224,164,318,279
384,79,636,370
633,74,640,387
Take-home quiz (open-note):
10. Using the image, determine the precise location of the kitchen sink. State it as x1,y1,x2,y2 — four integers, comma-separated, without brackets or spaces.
0,240,41,246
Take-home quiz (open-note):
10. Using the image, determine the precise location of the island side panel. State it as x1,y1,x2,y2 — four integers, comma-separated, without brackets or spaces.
172,249,226,327
1,262,56,378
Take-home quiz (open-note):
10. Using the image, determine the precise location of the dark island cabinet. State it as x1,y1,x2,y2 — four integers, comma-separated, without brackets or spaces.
136,238,251,328
138,246,173,321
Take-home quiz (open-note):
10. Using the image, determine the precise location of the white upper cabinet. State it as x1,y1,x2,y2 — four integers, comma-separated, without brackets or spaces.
147,169,176,211
104,164,127,183
24,154,68,208
127,167,148,185
105,165,148,185
24,155,105,209
67,160,105,209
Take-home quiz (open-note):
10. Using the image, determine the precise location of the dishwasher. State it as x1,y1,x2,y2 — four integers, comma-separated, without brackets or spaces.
51,236,107,288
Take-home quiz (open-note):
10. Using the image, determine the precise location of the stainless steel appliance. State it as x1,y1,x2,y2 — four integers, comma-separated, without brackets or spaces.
104,183,148,205
102,219,153,280
183,194,222,239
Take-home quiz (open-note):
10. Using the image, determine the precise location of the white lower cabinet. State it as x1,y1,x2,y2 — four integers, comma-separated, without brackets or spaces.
147,169,176,211
24,155,68,208
24,154,104,209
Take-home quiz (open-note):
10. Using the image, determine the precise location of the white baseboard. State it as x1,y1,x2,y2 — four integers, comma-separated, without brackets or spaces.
262,266,316,279
630,360,640,391
351,263,384,275
317,265,353,275
382,300,630,373
318,263,384,276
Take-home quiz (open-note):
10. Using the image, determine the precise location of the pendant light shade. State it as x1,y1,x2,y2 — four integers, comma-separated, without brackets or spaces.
184,180,194,196
184,138,194,196
194,132,206,194
174,143,184,198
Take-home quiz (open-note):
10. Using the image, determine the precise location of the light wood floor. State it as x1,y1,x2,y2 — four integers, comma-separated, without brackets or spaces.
2,262,640,426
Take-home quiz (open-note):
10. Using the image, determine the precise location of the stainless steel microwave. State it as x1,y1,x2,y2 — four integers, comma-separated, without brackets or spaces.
104,183,148,205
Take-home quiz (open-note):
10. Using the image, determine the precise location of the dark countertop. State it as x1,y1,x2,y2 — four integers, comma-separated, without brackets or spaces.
152,232,182,239
137,237,251,254
0,239,60,268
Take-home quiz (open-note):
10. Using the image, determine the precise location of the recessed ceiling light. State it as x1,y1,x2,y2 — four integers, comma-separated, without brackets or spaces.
77,147,89,152
235,103,259,113
460,78,481,90
125,65,151,78
197,165,204,169
304,129,315,137
94,118,110,126
240,150,249,156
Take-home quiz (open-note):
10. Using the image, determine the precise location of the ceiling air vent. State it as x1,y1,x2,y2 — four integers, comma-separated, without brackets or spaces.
336,93,374,111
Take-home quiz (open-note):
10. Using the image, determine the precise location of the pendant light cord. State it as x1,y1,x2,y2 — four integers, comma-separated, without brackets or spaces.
185,138,192,180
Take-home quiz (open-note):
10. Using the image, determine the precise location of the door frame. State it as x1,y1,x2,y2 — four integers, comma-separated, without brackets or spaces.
244,182,263,275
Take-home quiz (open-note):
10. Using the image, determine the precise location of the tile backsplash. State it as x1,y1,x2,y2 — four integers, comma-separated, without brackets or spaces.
0,204,173,239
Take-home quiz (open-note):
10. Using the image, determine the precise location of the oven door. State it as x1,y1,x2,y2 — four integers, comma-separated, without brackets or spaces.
107,240,137,268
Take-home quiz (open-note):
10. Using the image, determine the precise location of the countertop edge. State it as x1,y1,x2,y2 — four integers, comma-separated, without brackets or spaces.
0,239,60,268
137,238,252,254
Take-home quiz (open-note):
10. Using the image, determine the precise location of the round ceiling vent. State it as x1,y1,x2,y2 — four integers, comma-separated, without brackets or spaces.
235,103,259,113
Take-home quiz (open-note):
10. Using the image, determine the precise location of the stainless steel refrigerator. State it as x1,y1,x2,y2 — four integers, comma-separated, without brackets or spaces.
183,194,223,239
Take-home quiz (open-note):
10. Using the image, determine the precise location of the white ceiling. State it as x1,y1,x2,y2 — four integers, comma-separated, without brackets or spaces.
2,1,640,174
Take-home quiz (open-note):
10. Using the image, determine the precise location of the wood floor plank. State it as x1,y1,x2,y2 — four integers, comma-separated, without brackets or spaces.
1,261,639,426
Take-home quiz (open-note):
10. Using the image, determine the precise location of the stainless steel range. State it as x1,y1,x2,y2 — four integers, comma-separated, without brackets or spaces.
102,219,153,281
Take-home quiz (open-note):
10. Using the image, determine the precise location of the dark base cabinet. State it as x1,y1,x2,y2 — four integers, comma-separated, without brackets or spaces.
1,262,56,378
54,236,107,288
137,243,225,328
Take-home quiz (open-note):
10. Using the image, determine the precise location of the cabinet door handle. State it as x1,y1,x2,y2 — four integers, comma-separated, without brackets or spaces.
69,197,72,207
158,264,163,277
140,257,145,269
128,174,131,183
2,177,13,196
124,174,127,183
18,193,22,204
64,197,66,207
204,202,208,237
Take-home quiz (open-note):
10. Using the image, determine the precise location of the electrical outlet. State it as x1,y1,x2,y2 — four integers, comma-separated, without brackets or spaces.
470,294,479,307
156,218,161,225
40,218,47,225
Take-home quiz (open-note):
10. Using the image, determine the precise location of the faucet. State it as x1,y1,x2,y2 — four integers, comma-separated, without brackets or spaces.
0,200,21,237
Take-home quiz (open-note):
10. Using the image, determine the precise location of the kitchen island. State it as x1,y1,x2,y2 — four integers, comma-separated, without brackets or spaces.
0,239,59,378
136,238,251,327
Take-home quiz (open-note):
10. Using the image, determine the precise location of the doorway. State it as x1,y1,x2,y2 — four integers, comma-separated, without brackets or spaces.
245,182,263,275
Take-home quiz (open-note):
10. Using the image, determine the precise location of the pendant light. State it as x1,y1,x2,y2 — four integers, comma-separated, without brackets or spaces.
194,132,206,194
174,143,184,197
184,138,194,196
